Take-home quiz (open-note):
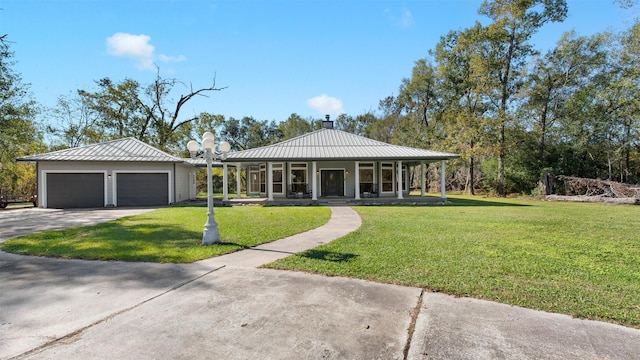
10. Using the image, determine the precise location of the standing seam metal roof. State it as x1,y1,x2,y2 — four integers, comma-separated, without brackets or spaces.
225,128,459,162
17,137,184,162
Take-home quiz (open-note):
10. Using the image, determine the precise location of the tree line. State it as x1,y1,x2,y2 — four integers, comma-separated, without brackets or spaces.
1,0,638,197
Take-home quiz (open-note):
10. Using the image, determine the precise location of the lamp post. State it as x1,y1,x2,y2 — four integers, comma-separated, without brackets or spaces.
187,132,231,245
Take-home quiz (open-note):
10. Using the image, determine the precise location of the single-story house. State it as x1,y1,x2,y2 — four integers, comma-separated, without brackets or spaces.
18,119,459,208
17,137,198,208
219,118,459,202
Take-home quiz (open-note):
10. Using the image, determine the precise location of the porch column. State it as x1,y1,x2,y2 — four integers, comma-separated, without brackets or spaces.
440,161,446,199
354,161,360,200
397,161,404,200
235,163,242,198
222,163,229,201
311,161,318,200
421,161,426,197
267,162,274,201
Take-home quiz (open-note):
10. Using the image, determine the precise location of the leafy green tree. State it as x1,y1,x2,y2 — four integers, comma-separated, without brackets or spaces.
45,92,105,149
278,113,313,140
77,69,225,153
217,116,280,151
475,0,568,194
0,35,46,196
524,31,608,172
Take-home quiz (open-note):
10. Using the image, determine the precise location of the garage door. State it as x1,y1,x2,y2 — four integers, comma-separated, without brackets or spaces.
47,173,104,208
117,173,168,207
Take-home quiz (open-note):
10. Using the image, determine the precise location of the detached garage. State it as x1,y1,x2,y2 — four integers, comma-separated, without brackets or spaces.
18,138,197,209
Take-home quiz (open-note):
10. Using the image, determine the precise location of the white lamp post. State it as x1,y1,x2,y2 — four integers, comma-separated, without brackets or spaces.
187,132,231,245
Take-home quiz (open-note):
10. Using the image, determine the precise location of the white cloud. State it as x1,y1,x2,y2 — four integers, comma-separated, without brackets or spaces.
106,32,186,70
306,95,345,117
158,54,187,63
386,7,414,28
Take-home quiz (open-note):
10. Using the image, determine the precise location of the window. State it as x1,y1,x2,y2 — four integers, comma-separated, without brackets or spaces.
359,163,374,193
272,163,283,194
249,167,260,194
381,163,394,193
290,163,307,193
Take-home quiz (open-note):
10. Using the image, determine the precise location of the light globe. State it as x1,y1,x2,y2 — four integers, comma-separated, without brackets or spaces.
219,141,231,153
187,140,200,153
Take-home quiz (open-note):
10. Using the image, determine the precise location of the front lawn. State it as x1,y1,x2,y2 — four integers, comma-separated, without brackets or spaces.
0,206,331,263
266,196,640,329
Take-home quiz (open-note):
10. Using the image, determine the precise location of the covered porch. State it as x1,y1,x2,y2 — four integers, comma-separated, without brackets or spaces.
219,159,451,204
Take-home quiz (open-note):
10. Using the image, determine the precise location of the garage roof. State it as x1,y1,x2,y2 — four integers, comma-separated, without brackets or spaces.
225,128,459,162
17,137,184,163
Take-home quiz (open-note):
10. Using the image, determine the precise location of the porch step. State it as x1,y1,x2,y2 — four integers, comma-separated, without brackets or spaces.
318,199,350,205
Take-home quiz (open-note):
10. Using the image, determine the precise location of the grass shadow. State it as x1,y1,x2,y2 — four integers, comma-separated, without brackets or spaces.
445,197,531,207
300,249,359,263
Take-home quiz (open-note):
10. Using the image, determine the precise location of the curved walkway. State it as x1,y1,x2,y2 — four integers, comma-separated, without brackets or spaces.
199,206,362,268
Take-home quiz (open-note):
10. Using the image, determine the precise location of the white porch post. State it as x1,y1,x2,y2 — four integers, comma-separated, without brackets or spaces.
440,161,446,199
267,162,274,201
312,161,318,200
354,161,361,200
397,161,404,200
222,163,229,201
235,163,242,198
421,161,426,197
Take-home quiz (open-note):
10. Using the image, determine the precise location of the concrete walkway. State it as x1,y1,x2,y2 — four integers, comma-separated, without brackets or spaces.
1,206,639,359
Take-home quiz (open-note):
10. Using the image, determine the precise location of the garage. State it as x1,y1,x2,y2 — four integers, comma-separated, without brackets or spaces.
46,173,104,208
116,173,168,207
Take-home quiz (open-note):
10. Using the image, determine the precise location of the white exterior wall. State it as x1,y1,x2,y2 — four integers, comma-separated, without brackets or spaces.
37,161,195,207
174,163,196,203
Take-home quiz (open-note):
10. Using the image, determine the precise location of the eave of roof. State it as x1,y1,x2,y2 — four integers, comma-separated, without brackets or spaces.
17,137,185,163
224,128,459,162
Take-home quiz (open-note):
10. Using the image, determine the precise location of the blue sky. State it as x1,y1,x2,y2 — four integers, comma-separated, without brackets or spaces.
1,0,637,124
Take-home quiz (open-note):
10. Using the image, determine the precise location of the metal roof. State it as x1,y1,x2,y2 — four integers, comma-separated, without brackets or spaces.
225,128,459,162
17,137,184,163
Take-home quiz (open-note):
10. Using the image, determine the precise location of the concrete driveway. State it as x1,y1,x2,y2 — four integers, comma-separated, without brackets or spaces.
0,207,157,242
1,206,640,359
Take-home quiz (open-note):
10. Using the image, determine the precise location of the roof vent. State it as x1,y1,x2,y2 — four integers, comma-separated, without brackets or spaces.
322,114,333,129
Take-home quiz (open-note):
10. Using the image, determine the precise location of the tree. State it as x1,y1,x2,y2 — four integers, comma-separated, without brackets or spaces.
217,116,280,151
524,31,608,172
476,0,568,194
0,34,46,196
77,68,225,152
278,113,313,140
45,92,105,149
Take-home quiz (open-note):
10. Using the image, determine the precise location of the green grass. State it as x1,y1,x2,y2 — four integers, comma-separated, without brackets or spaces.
0,205,331,263
266,196,640,329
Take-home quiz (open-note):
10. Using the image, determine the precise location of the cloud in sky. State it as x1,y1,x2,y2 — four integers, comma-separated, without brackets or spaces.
384,7,414,28
306,95,345,116
106,32,186,70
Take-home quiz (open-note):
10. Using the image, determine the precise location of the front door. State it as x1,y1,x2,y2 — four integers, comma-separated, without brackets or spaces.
321,170,344,197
